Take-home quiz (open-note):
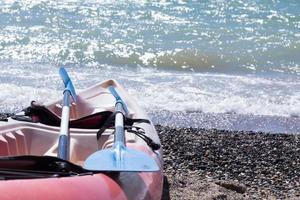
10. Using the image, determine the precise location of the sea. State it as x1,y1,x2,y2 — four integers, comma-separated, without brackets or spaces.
0,0,299,134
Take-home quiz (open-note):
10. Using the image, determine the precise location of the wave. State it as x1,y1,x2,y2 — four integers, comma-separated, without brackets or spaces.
0,62,299,119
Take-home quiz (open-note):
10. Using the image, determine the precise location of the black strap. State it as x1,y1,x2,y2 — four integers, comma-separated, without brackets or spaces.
96,113,117,140
96,115,160,151
126,126,161,151
23,101,61,126
96,112,151,140
11,115,35,123
0,113,12,122
14,101,113,129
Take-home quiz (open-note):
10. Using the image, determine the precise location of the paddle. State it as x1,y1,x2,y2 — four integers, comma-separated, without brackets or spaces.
57,67,77,160
84,86,159,172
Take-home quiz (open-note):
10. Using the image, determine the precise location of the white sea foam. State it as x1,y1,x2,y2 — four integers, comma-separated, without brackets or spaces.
0,63,298,120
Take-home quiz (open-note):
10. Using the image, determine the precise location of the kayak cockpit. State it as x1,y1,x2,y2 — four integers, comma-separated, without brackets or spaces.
0,124,137,167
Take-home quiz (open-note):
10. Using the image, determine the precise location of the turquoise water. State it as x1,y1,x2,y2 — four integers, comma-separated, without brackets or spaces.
0,0,299,74
0,0,299,133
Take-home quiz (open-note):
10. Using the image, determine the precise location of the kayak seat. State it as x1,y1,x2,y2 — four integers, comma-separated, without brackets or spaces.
18,101,113,129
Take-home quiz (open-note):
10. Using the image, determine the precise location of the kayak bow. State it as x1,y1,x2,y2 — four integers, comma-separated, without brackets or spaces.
0,69,163,200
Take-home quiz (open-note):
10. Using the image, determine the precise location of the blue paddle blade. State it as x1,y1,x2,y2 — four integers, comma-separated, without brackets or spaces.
84,144,160,172
59,67,77,103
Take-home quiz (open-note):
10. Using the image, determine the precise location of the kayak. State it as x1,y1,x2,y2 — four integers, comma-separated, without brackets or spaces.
0,77,163,200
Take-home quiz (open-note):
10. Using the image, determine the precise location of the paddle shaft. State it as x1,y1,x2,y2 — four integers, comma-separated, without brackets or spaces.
58,90,71,160
110,86,127,147
114,102,125,146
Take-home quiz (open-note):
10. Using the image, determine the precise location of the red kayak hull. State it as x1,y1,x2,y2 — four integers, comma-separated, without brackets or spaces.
0,171,163,200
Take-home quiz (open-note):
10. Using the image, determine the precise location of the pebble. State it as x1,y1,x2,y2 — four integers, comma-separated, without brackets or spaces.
156,125,300,199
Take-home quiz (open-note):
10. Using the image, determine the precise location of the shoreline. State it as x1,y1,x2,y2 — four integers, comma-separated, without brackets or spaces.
149,110,300,135
157,125,300,199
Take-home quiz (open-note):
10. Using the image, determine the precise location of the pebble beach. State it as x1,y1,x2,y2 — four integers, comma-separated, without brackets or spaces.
157,125,300,199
